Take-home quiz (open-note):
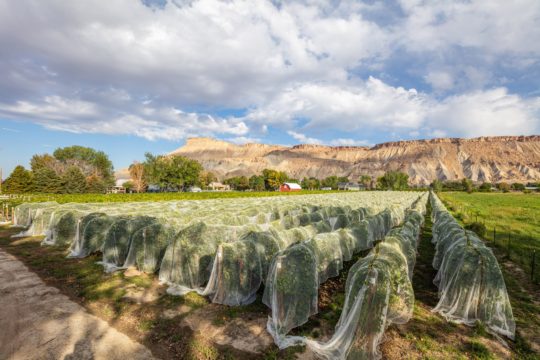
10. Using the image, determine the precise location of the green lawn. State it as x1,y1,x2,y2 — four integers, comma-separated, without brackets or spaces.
438,192,540,283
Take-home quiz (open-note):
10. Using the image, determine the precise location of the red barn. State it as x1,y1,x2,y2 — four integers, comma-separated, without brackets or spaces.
279,182,302,192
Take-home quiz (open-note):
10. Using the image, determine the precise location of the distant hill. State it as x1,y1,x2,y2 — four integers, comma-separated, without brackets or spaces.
169,135,540,185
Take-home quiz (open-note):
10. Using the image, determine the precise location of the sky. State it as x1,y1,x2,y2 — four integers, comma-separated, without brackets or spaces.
1,0,539,176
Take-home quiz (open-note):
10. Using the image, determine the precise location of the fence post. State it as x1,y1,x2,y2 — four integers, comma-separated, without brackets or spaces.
493,227,496,246
507,234,511,258
532,250,536,283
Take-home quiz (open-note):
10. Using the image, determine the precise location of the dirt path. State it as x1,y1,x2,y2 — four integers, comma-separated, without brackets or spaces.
0,249,156,360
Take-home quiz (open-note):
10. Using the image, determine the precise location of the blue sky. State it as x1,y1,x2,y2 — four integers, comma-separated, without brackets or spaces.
1,0,539,177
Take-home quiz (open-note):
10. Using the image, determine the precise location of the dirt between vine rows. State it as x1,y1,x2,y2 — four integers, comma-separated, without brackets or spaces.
0,248,155,360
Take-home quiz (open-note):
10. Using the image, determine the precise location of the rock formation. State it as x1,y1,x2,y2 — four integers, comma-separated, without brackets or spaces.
168,136,540,185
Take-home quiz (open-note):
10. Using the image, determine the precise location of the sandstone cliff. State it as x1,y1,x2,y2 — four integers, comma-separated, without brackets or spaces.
169,136,540,185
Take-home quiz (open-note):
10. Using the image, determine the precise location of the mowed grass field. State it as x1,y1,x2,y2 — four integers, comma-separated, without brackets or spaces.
439,192,540,282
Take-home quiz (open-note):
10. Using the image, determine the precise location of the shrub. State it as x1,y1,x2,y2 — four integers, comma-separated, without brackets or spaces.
465,222,486,238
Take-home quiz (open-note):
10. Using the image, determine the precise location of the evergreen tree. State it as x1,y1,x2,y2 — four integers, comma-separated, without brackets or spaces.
34,167,63,193
62,166,86,194
4,165,34,193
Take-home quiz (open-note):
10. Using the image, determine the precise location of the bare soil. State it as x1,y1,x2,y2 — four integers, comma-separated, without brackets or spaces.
0,248,155,360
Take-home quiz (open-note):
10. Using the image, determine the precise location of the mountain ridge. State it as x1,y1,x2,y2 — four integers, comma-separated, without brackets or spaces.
169,135,540,185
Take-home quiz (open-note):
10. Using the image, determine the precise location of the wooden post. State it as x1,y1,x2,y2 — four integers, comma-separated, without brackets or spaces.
532,250,537,283
507,234,511,258
493,227,496,245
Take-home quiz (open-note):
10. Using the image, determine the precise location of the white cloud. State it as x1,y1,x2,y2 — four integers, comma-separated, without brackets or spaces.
0,95,249,141
249,77,427,131
428,88,539,137
287,131,322,145
398,0,540,56
0,0,538,146
264,82,539,140
287,130,370,147
424,71,454,91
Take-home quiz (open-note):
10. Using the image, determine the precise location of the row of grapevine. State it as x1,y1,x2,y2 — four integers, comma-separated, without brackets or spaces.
10,191,427,357
263,200,419,348
265,193,428,358
430,193,515,339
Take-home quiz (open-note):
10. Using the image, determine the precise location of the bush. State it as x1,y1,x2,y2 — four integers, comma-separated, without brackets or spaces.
465,222,487,238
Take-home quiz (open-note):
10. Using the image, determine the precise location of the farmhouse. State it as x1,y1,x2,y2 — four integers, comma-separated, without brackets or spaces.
338,182,363,191
208,182,231,191
279,182,302,192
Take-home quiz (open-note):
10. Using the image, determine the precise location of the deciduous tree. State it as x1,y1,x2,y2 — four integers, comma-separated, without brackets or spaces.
129,161,147,192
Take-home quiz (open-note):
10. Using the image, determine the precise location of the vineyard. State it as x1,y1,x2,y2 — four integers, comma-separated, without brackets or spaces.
1,191,521,359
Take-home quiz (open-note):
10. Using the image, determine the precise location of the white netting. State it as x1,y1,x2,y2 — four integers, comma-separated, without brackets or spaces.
262,193,427,354
430,193,515,339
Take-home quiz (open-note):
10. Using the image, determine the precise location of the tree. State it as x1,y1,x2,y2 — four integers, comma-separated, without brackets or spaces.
322,176,339,190
143,153,203,191
359,175,371,189
511,183,525,191
301,177,320,190
462,178,474,193
33,167,62,193
376,171,409,190
62,166,86,194
53,145,114,184
497,182,510,193
262,169,287,191
249,175,265,191
86,174,107,193
224,176,250,191
30,154,59,173
129,161,147,193
122,181,134,192
199,171,217,189
478,182,492,192
431,179,443,192
337,176,349,183
4,166,34,193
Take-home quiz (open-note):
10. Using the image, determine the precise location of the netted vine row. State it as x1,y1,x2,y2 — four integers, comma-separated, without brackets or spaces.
430,193,515,340
12,193,419,279
264,193,428,358
262,198,421,348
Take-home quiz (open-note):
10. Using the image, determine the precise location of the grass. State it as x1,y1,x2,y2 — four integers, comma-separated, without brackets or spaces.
439,191,540,283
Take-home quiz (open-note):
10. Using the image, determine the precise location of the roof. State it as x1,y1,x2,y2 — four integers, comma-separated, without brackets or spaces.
283,182,302,190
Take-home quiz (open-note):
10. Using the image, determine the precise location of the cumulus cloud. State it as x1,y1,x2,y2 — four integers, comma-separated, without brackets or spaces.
248,78,427,131
0,0,538,145
287,131,370,147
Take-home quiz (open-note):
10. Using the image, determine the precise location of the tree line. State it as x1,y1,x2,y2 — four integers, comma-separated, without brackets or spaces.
430,179,540,193
2,146,115,194
6,145,535,194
